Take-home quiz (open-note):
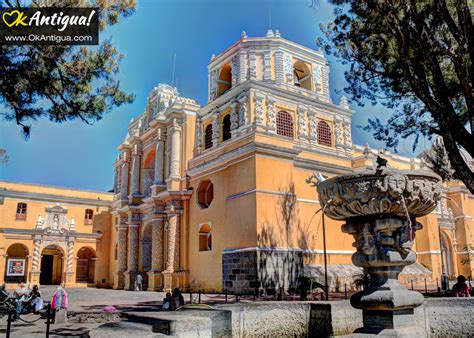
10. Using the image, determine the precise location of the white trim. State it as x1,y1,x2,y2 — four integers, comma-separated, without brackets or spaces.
416,250,441,255
223,246,354,255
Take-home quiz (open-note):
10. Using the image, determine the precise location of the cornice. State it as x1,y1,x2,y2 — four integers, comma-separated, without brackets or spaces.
0,189,112,207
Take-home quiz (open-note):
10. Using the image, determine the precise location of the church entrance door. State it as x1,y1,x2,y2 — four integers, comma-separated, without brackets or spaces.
40,245,64,285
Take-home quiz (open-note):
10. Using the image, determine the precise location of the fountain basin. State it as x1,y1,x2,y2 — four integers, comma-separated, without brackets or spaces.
317,170,442,220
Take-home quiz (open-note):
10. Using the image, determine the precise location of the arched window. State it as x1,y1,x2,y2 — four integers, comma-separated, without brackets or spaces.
222,114,231,142
5,244,29,283
16,202,27,220
276,111,294,138
293,60,312,90
204,124,213,150
85,209,94,225
197,180,214,209
199,223,212,251
317,121,332,147
217,64,232,96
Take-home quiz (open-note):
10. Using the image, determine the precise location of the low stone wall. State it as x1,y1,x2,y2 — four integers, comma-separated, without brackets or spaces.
215,298,471,337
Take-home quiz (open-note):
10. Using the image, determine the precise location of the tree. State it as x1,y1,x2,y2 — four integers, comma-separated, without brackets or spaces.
0,0,136,137
318,0,474,193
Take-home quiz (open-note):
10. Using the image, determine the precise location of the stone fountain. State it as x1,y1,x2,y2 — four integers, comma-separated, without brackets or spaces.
316,165,442,336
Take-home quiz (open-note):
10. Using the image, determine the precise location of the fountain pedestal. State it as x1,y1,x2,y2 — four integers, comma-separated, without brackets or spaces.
316,169,442,336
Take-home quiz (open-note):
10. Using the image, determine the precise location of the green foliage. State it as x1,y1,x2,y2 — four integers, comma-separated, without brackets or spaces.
318,0,474,192
0,0,136,137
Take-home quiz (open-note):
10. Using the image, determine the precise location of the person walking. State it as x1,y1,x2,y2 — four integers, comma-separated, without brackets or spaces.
135,273,143,291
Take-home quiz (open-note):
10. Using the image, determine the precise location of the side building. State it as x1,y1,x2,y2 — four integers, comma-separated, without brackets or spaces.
0,181,113,288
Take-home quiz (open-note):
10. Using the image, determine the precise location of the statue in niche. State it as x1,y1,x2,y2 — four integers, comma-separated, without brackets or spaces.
52,214,59,230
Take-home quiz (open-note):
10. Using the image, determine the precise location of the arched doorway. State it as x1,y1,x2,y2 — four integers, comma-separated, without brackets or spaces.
440,232,455,278
4,243,29,283
76,247,96,284
40,245,64,285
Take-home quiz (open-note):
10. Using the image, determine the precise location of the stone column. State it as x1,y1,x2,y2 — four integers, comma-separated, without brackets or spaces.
129,144,142,198
263,51,272,81
162,208,180,292
169,125,181,179
196,116,203,155
154,129,165,185
124,217,140,290
147,217,164,291
113,221,128,289
119,155,130,201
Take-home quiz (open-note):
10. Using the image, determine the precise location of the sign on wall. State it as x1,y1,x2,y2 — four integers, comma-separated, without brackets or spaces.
6,258,26,276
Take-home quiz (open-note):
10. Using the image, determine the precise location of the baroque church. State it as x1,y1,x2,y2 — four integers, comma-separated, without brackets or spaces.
1,32,473,292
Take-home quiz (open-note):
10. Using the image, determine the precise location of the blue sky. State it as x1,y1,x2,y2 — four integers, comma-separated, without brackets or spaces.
0,0,431,191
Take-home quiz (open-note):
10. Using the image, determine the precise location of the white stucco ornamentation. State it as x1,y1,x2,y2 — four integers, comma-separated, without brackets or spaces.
297,105,308,141
343,117,353,150
230,101,239,131
266,96,276,133
151,218,164,271
283,54,293,83
238,95,248,127
254,93,265,127
117,223,128,273
314,65,322,91
231,55,239,86
335,116,344,151
212,110,219,147
309,109,317,144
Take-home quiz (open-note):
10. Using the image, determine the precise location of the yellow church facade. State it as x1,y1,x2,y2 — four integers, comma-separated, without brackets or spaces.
1,32,473,292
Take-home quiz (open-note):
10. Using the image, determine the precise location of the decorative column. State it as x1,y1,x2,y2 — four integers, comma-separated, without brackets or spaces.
169,123,181,179
212,110,219,148
30,216,43,285
119,153,130,201
309,108,317,145
335,115,345,153
238,50,247,83
230,101,239,137
129,143,142,199
263,51,272,81
154,128,165,186
343,116,353,156
148,217,165,291
248,50,256,80
196,116,203,155
297,104,308,142
124,213,140,290
266,95,276,133
64,238,75,287
162,206,181,292
275,50,284,84
113,218,128,289
238,94,248,129
253,92,265,128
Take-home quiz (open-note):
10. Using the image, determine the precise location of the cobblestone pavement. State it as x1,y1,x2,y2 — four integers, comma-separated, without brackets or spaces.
0,286,174,337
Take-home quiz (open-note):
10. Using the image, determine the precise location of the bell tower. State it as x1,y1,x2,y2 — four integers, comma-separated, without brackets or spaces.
194,30,353,158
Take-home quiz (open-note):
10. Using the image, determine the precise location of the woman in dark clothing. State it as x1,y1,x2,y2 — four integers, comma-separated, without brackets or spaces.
171,288,184,310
